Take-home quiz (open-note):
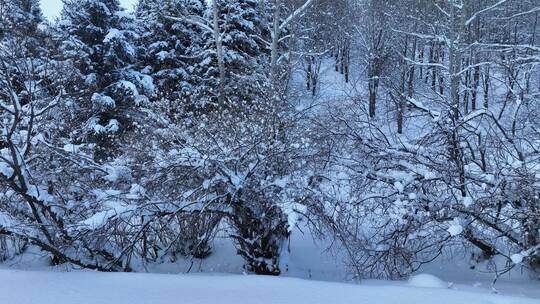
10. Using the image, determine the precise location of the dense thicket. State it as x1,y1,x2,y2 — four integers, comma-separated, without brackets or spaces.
0,0,539,281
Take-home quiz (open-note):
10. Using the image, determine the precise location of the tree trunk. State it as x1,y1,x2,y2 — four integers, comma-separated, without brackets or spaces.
483,66,490,108
212,0,226,104
368,77,378,118
270,2,280,78
344,41,350,83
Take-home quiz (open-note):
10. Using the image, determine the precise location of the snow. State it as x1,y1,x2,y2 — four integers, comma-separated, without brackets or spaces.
118,80,139,96
127,183,146,199
447,225,463,236
394,181,404,193
1,224,539,302
511,254,524,264
138,73,155,95
408,274,448,289
447,219,463,236
462,196,473,207
0,211,14,227
0,162,14,177
80,200,133,229
156,50,170,61
80,208,119,229
281,201,306,232
0,269,536,304
92,119,120,134
27,185,55,203
63,143,82,153
103,28,122,43
91,93,116,107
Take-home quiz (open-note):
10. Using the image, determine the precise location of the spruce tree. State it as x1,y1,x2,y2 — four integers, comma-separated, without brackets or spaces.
0,0,48,104
136,0,206,106
57,0,154,160
0,0,44,38
195,0,271,108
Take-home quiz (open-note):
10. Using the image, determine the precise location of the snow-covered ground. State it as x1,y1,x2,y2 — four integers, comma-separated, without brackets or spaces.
1,269,538,304
3,226,539,302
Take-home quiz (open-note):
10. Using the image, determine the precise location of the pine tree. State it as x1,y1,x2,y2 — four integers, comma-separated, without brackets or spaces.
136,0,206,106
195,0,271,108
57,0,154,160
0,0,48,105
0,0,44,38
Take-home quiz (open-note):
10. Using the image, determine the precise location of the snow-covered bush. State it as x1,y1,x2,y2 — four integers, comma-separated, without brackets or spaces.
138,86,306,274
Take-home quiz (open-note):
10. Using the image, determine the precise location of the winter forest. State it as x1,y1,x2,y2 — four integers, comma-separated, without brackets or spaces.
0,0,540,302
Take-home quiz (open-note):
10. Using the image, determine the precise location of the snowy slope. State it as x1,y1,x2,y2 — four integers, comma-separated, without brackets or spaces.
0,269,537,304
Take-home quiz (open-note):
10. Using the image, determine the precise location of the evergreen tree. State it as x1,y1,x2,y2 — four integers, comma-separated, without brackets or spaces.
0,0,48,105
0,0,44,39
57,0,154,160
195,0,271,108
136,0,206,107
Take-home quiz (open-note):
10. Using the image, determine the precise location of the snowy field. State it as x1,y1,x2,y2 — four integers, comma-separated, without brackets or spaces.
0,269,538,304
1,229,538,303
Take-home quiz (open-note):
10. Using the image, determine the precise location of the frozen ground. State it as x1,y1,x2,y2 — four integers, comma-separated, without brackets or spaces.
2,227,539,303
0,269,538,304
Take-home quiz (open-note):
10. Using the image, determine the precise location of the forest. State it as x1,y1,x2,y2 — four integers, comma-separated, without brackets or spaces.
0,0,539,294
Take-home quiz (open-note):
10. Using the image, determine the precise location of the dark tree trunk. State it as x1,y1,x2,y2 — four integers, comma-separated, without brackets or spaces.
229,198,289,276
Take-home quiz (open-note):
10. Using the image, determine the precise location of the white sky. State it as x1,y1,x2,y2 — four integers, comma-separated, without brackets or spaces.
40,0,139,20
